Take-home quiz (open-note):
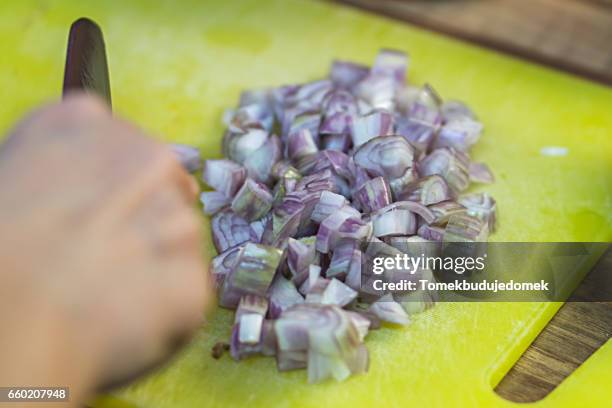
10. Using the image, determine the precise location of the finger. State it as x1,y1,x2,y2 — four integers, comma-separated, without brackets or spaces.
165,149,200,205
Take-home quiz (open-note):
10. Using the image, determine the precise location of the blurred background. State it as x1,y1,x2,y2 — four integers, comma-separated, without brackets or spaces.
335,0,612,85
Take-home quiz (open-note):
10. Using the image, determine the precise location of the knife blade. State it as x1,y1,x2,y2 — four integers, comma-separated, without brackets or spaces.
63,17,112,108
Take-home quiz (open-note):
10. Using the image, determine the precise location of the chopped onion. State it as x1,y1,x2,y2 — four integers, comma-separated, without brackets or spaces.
268,276,304,319
371,203,417,237
224,128,268,165
369,294,410,326
419,147,470,193
353,176,392,213
353,135,415,179
468,162,495,184
397,175,451,206
395,116,437,154
231,178,273,222
372,49,409,85
321,278,358,307
204,48,497,383
203,159,247,198
441,99,477,122
435,117,483,151
429,200,467,226
287,129,318,160
443,213,489,242
330,60,369,89
235,294,269,323
458,192,497,231
243,134,281,184
286,236,319,285
350,110,394,148
417,224,445,241
200,191,231,215
211,210,255,253
220,243,282,308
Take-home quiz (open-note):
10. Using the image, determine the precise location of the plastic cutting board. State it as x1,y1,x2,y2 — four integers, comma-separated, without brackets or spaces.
0,0,611,407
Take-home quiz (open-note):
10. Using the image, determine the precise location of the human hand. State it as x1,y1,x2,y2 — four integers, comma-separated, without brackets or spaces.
0,94,211,404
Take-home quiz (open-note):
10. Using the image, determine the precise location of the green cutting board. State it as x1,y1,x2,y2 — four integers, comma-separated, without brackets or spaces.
0,0,611,407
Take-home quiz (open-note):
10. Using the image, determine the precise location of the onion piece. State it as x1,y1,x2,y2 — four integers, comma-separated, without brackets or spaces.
231,178,273,222
286,236,319,285
468,162,495,184
238,313,264,344
211,244,243,289
272,161,302,180
299,265,325,295
390,200,436,224
435,117,483,151
417,224,445,241
353,135,415,179
200,191,231,215
320,133,352,152
396,175,451,206
441,99,477,122
243,134,282,184
316,208,361,253
355,75,396,111
211,210,255,253
419,147,470,193
228,103,274,133
429,201,467,226
337,217,373,247
372,49,408,85
443,214,489,242
295,151,351,180
286,113,322,143
250,214,271,243
171,144,201,172
350,110,395,148
458,192,497,231
235,294,269,323
395,116,437,154
408,84,442,126
311,191,356,223
371,203,417,237
220,243,282,308
345,249,363,291
345,311,371,341
203,159,247,197
326,240,358,279
224,128,269,165
321,278,358,307
262,196,304,246
353,176,392,213
287,129,318,160
369,294,410,326
268,276,304,319
330,60,369,89
388,166,420,200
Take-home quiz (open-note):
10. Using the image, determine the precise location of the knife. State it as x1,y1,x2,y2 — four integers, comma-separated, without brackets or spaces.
63,17,112,108
61,18,201,172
